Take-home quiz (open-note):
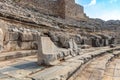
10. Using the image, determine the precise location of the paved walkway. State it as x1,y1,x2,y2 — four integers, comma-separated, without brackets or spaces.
75,51,120,80
103,58,120,80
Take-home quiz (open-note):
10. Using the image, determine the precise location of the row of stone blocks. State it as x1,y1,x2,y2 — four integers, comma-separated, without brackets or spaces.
48,32,116,49
0,26,82,64
36,34,116,66
0,50,37,61
0,26,116,65
0,27,40,52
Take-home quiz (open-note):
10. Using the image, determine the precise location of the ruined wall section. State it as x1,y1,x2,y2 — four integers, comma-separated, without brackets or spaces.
0,19,40,52
57,0,66,18
63,0,87,20
0,0,87,20
13,0,59,17
11,0,87,20
74,4,87,19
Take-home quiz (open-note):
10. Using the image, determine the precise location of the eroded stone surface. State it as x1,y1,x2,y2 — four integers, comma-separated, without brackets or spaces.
0,47,119,80
37,36,80,65
0,28,3,52
31,47,120,80
74,51,120,80
0,0,119,80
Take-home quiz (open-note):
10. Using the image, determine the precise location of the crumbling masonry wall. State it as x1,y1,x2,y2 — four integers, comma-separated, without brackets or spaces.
1,0,87,20
60,0,86,20
0,19,40,52
16,0,59,17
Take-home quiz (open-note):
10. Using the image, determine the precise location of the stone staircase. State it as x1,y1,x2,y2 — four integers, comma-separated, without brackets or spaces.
74,50,120,80
0,46,120,80
0,50,37,61
31,47,120,80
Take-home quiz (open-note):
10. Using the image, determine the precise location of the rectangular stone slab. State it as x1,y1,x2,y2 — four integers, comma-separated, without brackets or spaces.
37,37,59,65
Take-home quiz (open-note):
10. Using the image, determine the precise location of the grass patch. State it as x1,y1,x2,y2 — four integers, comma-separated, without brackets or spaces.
107,50,114,53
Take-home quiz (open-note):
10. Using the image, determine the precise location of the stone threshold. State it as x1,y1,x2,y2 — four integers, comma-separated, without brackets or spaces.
0,50,37,61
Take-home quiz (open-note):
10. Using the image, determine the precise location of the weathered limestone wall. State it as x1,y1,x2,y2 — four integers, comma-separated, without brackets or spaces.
0,0,87,20
47,31,116,48
4,27,39,51
116,32,120,44
63,0,86,20
0,19,116,53
17,0,59,17
0,20,40,52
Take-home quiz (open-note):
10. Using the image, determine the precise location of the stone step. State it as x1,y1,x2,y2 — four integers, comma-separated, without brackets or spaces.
74,50,120,80
0,47,120,80
30,47,120,80
74,54,113,80
0,50,37,61
0,55,41,80
102,56,120,80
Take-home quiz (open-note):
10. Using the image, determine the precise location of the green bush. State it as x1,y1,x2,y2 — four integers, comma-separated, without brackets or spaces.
108,50,113,53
